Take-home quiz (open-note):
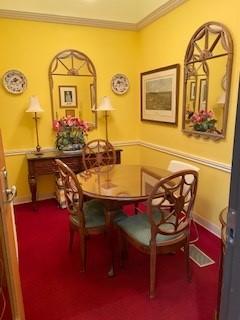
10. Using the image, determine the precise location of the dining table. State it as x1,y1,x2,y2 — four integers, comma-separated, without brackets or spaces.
77,163,171,276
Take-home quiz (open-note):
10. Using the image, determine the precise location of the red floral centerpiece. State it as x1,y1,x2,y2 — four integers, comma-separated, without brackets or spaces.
53,116,89,151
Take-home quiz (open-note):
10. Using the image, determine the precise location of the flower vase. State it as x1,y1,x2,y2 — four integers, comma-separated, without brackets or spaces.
56,127,85,152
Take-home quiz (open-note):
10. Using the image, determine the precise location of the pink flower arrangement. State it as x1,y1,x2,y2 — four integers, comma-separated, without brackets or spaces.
53,116,89,151
190,110,217,132
53,116,89,133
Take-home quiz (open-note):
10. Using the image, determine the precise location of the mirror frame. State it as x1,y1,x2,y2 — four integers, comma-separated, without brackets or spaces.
48,49,97,129
182,21,233,140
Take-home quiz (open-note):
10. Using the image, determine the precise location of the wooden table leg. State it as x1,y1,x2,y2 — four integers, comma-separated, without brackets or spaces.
104,206,116,277
28,175,37,210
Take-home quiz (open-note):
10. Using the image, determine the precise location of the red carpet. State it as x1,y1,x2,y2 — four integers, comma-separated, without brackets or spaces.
14,199,220,320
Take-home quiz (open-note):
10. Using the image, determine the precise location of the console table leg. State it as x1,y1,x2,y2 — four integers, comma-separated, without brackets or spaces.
28,175,37,210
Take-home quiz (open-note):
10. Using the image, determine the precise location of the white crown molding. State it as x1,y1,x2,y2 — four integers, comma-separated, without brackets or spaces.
0,9,137,30
136,0,188,30
5,139,231,173
0,1,187,31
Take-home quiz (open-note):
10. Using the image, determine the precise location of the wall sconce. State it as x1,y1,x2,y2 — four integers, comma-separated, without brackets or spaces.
96,96,114,141
26,96,44,154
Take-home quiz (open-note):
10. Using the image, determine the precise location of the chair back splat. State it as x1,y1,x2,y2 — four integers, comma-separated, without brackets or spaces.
82,139,116,171
147,170,198,239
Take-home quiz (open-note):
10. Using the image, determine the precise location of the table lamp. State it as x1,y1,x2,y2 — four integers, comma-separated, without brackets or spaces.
26,96,44,154
96,96,114,141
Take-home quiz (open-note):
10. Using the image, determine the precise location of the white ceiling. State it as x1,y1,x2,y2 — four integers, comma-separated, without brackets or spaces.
0,0,187,30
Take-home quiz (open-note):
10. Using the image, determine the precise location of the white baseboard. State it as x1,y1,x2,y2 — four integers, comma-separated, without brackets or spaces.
14,193,221,239
14,193,55,205
193,212,221,238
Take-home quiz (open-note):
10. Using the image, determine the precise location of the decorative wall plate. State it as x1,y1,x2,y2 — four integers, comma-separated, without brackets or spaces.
111,73,129,95
2,69,27,94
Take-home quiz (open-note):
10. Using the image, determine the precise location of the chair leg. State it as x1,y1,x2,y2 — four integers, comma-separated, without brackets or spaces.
80,232,87,272
118,229,128,268
149,240,157,299
69,225,75,252
184,242,192,282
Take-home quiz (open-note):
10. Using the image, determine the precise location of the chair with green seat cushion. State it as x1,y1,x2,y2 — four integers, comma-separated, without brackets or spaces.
55,159,108,272
116,169,198,298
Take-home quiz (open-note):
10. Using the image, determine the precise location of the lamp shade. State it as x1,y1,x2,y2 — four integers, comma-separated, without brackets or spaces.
97,96,114,111
26,96,44,113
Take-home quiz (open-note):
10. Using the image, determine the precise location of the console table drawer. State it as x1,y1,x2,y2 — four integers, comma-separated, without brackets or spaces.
60,157,83,172
33,159,55,175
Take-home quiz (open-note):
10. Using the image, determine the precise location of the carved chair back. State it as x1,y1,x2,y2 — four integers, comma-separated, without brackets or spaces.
147,170,198,240
82,139,116,171
55,159,85,228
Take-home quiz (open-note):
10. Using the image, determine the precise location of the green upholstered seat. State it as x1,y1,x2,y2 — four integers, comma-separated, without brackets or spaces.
117,211,185,246
70,199,127,228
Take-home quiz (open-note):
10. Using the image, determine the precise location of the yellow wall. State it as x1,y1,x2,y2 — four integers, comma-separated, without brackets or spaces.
0,0,239,229
0,19,139,198
137,0,240,226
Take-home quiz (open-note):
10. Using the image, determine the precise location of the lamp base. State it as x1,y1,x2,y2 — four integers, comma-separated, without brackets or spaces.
34,145,43,156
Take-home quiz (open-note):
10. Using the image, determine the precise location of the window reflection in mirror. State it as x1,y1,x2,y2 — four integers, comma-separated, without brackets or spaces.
182,22,233,139
49,49,97,129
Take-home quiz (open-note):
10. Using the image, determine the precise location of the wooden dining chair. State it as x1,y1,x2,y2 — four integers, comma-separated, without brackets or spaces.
116,169,198,298
82,139,116,171
55,159,107,272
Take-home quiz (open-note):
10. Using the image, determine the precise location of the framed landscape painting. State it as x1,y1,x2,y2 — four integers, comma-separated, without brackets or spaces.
141,64,180,124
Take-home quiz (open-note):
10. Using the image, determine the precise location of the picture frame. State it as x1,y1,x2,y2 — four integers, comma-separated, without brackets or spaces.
141,64,180,124
59,86,77,108
190,81,196,100
198,79,208,111
65,109,75,117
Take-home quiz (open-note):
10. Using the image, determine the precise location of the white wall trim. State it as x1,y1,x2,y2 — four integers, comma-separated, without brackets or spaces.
5,147,55,156
0,2,187,31
5,140,231,173
14,192,221,239
14,193,55,205
139,140,231,173
193,212,221,239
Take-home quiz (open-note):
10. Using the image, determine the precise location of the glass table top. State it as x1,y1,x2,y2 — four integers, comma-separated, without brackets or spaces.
77,164,170,201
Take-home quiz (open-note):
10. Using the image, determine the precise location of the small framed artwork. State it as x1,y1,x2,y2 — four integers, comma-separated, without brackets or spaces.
65,109,75,117
190,81,196,100
198,79,208,111
141,64,180,124
59,86,77,108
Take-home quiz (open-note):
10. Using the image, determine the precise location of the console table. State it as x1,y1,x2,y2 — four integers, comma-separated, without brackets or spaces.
26,149,122,209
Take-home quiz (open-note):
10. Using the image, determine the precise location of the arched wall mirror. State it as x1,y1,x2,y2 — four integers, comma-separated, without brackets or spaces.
182,22,233,140
49,49,97,129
